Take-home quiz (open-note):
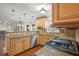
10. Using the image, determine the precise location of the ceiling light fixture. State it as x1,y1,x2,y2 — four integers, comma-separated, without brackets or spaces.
2,21,7,24
32,16,35,23
11,9,15,19
24,13,27,16
11,10,15,12
40,7,46,14
24,13,26,21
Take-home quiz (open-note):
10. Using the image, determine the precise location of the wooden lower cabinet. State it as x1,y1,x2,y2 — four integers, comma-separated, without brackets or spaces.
8,36,31,56
6,33,52,55
37,35,52,45
22,37,30,51
15,38,23,55
10,39,16,55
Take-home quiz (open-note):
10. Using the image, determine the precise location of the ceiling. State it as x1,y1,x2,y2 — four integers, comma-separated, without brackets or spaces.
0,3,52,25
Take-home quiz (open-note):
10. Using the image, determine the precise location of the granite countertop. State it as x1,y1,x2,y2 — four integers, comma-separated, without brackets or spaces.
34,46,72,56
38,31,60,37
5,31,60,39
5,32,31,39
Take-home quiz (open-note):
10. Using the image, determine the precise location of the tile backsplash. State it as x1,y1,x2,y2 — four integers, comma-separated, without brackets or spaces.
75,29,79,43
59,28,79,43
59,28,75,40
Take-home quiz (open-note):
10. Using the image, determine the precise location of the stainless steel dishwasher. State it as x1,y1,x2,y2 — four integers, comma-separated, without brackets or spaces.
30,35,37,48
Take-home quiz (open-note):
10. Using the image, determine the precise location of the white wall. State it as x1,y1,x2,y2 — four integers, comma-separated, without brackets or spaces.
0,23,15,32
7,24,15,32
0,23,8,31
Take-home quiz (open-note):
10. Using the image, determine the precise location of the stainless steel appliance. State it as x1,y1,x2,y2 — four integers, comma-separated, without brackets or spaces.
30,35,37,48
45,38,79,55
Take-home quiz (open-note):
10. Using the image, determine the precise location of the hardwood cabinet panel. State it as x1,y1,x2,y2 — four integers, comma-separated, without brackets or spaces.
22,37,30,51
5,37,10,55
53,3,79,28
37,16,47,29
15,38,23,55
59,4,79,17
10,38,23,55
6,37,31,55
10,39,16,55
37,35,51,45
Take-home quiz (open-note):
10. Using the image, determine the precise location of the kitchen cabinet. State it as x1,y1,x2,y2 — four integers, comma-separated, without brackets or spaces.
37,35,51,45
22,37,31,51
6,36,31,56
37,16,47,29
10,38,17,55
15,38,23,55
10,38,23,55
53,3,79,28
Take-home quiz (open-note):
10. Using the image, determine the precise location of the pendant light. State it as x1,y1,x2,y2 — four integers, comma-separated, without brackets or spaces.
11,9,15,19
40,7,46,14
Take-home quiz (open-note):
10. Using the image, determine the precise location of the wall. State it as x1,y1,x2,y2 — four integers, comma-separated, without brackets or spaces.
59,28,79,43
0,23,16,32
75,29,79,43
59,28,75,40
0,24,8,31
7,25,15,32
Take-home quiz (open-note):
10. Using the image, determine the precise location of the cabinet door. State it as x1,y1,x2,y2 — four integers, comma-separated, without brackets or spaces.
10,37,31,55
37,16,47,29
53,3,79,25
22,37,30,51
5,37,11,55
11,38,23,55
10,39,16,55
15,38,23,55
37,35,51,45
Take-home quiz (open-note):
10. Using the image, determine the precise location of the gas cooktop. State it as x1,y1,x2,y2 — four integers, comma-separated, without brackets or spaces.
45,38,79,55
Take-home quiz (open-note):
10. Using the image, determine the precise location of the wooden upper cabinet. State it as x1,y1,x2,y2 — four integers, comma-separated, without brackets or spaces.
53,3,79,28
37,16,47,29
